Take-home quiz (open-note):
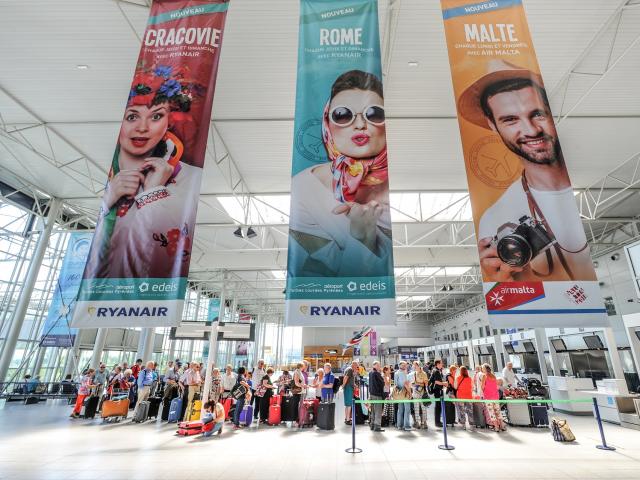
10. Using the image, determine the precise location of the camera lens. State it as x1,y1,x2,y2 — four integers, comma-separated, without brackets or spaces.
497,234,532,268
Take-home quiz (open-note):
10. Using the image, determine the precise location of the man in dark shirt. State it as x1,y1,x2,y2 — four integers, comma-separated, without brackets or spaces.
368,361,385,432
429,360,449,427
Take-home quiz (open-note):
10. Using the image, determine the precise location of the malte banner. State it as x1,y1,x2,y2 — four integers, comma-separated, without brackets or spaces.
72,0,230,328
285,0,396,327
41,233,93,347
440,0,607,328
207,298,221,322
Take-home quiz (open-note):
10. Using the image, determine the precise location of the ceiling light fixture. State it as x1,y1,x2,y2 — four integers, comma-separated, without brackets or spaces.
246,226,257,238
233,227,243,238
76,64,89,70
408,61,419,67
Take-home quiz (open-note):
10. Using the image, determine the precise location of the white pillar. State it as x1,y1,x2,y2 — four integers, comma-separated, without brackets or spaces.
90,328,109,369
0,199,61,382
135,329,146,361
493,334,505,371
533,328,550,383
603,327,628,393
141,328,155,363
202,289,224,402
45,347,60,382
168,339,176,363
63,339,81,379
466,340,476,370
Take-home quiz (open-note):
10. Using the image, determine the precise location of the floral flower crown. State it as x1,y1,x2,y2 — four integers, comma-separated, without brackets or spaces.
127,65,200,112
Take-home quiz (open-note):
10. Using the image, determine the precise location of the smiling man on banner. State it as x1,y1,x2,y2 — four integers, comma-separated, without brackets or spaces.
458,60,595,283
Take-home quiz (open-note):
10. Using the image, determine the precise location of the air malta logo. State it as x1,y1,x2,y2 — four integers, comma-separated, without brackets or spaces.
485,282,545,311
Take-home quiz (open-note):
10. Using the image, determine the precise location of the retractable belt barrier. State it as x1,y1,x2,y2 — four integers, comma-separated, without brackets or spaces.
346,396,615,454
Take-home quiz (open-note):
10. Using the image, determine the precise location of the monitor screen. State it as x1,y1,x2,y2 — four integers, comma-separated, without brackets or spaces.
583,335,604,349
503,343,515,354
635,330,640,342
551,338,567,351
486,344,496,355
474,345,482,355
523,341,536,353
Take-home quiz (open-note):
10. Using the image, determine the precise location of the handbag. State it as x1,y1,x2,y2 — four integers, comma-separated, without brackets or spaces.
231,383,247,400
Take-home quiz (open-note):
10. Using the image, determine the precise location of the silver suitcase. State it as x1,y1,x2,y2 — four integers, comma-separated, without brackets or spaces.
132,400,150,423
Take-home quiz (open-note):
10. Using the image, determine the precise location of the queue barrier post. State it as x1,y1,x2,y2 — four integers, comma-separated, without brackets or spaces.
345,397,362,454
592,397,616,451
438,397,455,451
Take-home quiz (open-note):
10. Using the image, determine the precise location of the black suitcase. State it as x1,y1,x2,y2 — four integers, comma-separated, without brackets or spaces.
354,396,368,425
148,396,162,419
161,397,172,421
434,398,455,426
281,395,297,422
317,402,335,430
529,399,549,427
83,395,100,419
24,396,40,405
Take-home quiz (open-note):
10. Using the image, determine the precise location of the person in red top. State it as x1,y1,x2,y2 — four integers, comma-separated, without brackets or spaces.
454,366,474,430
131,359,143,379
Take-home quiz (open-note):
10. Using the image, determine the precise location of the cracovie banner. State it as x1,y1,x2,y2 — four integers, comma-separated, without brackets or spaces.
440,0,607,328
285,0,396,327
41,233,93,347
72,0,230,328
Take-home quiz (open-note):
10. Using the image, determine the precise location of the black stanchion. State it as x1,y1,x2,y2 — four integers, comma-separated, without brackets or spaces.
345,398,362,454
438,397,455,451
592,397,616,451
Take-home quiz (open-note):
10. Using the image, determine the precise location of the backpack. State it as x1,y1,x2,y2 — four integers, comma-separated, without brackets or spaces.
551,418,576,442
231,383,247,400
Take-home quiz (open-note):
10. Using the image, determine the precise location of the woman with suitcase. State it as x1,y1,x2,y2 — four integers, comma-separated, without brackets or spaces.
481,363,506,432
70,369,96,419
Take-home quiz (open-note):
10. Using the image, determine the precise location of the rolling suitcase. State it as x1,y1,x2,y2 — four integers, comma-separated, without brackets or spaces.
148,396,162,419
281,395,297,422
132,400,150,423
472,402,487,428
507,401,531,426
177,420,203,436
101,398,129,422
444,401,456,427
317,402,335,430
188,400,202,421
222,397,232,420
83,395,100,419
268,395,281,425
239,404,253,427
161,397,172,421
298,399,316,428
168,397,182,423
529,399,549,427
353,397,367,425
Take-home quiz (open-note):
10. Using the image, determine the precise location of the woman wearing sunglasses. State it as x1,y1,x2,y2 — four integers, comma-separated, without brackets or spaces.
289,70,392,277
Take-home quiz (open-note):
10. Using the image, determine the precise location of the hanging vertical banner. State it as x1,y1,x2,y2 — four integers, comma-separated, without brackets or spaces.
440,0,606,328
41,233,93,347
286,0,396,327
207,298,221,322
72,0,230,328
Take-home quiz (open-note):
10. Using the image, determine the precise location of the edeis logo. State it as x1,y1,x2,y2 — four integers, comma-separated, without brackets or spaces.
347,281,357,292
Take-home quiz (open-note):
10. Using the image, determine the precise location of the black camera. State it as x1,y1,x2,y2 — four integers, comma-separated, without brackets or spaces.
493,216,553,268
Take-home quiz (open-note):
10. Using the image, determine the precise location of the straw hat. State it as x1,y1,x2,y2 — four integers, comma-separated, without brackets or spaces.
457,59,544,130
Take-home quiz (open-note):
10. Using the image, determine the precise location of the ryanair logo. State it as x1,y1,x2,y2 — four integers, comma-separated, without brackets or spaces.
300,305,381,316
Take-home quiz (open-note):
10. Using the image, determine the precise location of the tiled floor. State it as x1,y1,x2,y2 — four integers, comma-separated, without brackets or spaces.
0,399,638,479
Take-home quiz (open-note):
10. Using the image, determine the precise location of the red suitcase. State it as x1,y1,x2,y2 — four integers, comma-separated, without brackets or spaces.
298,399,317,428
222,398,232,420
268,395,282,426
177,420,203,436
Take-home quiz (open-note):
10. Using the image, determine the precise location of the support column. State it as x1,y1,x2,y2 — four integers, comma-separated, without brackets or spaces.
545,331,562,378
45,347,60,382
187,340,194,362
90,328,109,369
202,288,224,402
168,339,176,363
141,328,155,363
31,347,47,378
466,340,476,370
493,334,505,372
0,199,61,382
63,339,81,379
603,327,628,393
136,329,147,360
533,328,551,383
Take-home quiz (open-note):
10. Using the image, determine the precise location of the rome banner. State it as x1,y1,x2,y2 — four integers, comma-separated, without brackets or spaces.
72,0,230,328
285,0,396,326
41,233,92,347
440,0,607,328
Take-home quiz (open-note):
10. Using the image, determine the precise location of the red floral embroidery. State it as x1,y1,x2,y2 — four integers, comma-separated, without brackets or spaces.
153,224,191,260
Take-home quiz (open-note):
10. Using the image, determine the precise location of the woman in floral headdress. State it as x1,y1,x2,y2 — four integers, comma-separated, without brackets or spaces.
84,65,203,279
288,70,392,277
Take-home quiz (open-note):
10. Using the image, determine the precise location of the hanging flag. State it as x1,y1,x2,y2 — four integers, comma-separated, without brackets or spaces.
72,1,230,328
207,298,221,322
440,0,607,328
341,325,373,354
40,233,93,347
286,0,396,327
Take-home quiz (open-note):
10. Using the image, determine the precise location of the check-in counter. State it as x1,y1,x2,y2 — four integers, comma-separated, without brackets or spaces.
547,376,594,414
579,379,640,430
